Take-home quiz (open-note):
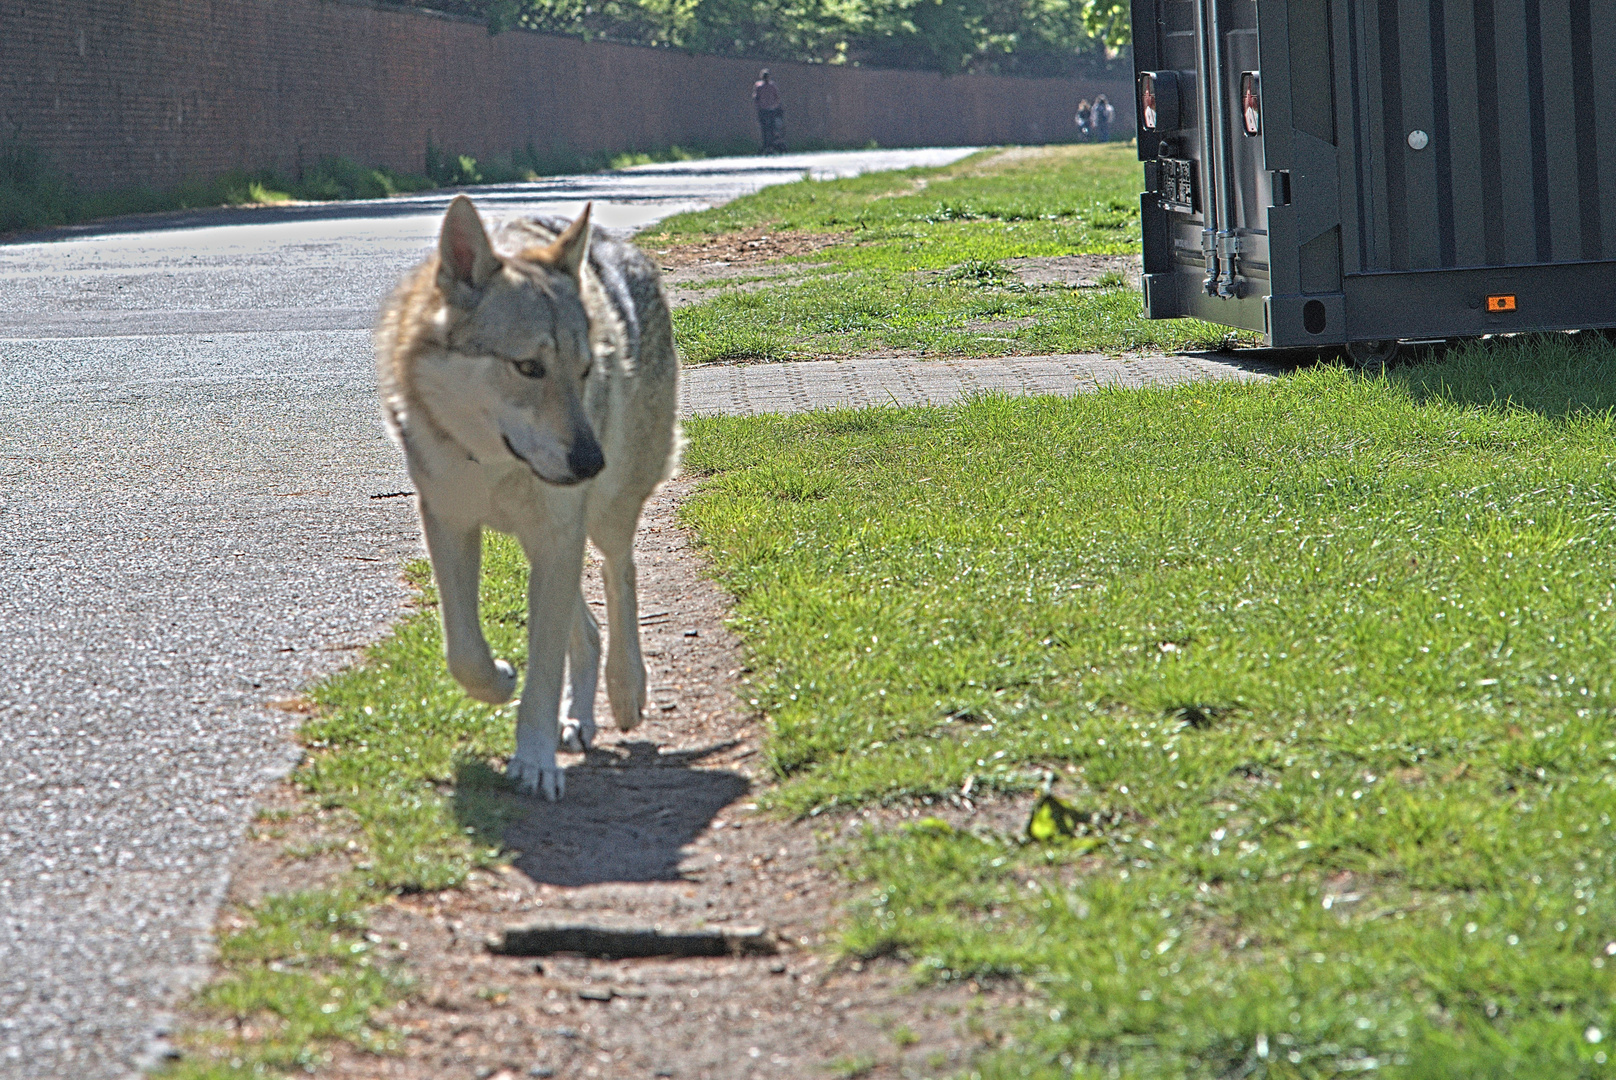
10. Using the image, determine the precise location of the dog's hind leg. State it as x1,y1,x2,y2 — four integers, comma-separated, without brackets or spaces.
590,507,647,732
509,517,588,801
421,506,516,705
560,588,600,754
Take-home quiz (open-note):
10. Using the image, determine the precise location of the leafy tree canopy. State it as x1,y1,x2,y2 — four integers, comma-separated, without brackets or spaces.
399,0,1130,75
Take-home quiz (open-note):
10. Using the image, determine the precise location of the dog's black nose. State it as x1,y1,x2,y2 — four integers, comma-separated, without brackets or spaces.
568,435,605,480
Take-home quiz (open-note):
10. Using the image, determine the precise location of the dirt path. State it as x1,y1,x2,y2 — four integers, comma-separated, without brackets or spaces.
214,479,1019,1080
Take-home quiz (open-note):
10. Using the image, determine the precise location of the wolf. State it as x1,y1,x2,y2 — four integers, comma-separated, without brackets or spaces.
376,195,680,800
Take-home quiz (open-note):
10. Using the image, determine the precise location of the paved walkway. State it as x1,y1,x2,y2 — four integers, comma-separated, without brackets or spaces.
681,351,1283,415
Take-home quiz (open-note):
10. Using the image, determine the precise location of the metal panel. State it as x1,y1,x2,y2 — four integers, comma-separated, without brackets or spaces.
1440,0,1487,267
1592,0,1616,260
1539,2,1581,262
1132,0,1616,346
1397,0,1441,269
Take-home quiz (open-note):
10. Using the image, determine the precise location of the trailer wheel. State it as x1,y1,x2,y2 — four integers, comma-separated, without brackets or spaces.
1345,339,1400,371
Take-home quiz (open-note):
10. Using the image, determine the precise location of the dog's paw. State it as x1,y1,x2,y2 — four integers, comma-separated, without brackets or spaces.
560,716,595,755
460,658,518,705
507,756,565,801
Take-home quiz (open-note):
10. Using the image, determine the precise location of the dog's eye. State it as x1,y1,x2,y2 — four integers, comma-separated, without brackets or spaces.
511,359,546,379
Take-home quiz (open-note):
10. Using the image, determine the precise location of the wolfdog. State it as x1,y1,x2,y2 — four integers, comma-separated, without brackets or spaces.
376,195,680,800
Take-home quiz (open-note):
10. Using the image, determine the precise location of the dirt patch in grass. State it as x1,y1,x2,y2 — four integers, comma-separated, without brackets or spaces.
659,263,837,312
646,227,853,269
1003,253,1141,288
196,478,1011,1079
962,317,1036,334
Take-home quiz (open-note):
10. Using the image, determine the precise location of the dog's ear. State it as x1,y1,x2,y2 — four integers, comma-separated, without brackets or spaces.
437,195,500,296
530,203,591,280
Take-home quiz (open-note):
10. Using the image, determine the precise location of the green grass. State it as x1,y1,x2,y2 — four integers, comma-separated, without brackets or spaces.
675,333,1616,1076
162,551,538,1076
650,144,1147,262
162,890,409,1078
299,556,535,894
654,143,1250,361
674,270,1244,361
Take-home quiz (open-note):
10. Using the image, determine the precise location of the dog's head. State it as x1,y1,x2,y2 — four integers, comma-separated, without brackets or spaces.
413,195,604,486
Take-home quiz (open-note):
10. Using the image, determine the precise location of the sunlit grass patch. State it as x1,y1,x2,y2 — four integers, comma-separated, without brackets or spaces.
677,334,1616,1074
162,890,409,1078
162,541,534,1076
657,143,1261,361
675,274,1241,362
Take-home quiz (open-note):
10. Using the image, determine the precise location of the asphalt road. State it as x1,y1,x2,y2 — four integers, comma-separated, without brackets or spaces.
0,147,975,1080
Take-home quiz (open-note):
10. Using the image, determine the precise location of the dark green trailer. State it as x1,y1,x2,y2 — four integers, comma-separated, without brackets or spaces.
1131,0,1616,362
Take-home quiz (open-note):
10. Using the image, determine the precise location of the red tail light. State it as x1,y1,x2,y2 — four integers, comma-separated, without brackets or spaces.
1241,72,1262,136
1141,72,1160,131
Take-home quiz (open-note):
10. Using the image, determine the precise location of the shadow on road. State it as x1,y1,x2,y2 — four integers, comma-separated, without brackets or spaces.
455,740,750,887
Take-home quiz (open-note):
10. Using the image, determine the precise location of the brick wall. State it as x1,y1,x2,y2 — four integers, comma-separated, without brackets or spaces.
0,0,1135,192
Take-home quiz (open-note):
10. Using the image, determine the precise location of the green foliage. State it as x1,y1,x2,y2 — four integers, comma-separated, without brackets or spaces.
405,0,1130,74
677,334,1616,1073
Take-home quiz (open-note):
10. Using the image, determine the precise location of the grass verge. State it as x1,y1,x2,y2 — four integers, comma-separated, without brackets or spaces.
650,143,1250,361
0,146,439,235
161,890,409,1079
162,548,535,1076
0,138,741,236
675,333,1616,1075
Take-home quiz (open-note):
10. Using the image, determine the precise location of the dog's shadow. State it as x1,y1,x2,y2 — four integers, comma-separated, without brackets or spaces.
453,741,750,886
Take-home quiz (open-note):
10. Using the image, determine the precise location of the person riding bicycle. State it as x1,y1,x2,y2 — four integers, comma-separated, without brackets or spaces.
753,70,785,153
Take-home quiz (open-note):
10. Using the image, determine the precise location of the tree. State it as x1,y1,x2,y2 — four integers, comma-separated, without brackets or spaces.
408,0,1131,74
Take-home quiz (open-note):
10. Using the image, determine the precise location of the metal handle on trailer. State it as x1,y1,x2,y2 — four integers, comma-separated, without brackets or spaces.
1192,0,1221,295
1194,0,1244,298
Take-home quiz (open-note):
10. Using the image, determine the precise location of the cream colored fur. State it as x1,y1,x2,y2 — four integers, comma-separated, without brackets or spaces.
376,195,680,800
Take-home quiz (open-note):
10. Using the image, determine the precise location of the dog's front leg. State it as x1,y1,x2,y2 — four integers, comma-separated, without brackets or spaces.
508,521,588,800
560,590,601,754
421,504,516,705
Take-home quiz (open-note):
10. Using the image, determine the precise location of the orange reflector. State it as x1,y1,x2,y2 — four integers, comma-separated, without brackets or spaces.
1487,294,1518,312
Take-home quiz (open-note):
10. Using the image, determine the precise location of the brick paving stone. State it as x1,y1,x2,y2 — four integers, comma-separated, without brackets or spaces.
680,352,1282,416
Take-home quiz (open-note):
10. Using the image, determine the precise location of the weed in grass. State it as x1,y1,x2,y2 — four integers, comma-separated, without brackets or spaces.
677,333,1616,1073
828,1054,879,1078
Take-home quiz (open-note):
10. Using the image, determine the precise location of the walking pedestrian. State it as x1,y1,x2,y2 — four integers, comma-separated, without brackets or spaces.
1075,99,1092,141
1092,94,1114,141
753,69,784,153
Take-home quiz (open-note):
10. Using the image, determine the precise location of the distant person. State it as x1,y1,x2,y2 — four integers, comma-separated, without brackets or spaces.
753,69,784,153
1092,95,1114,141
1075,99,1092,140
